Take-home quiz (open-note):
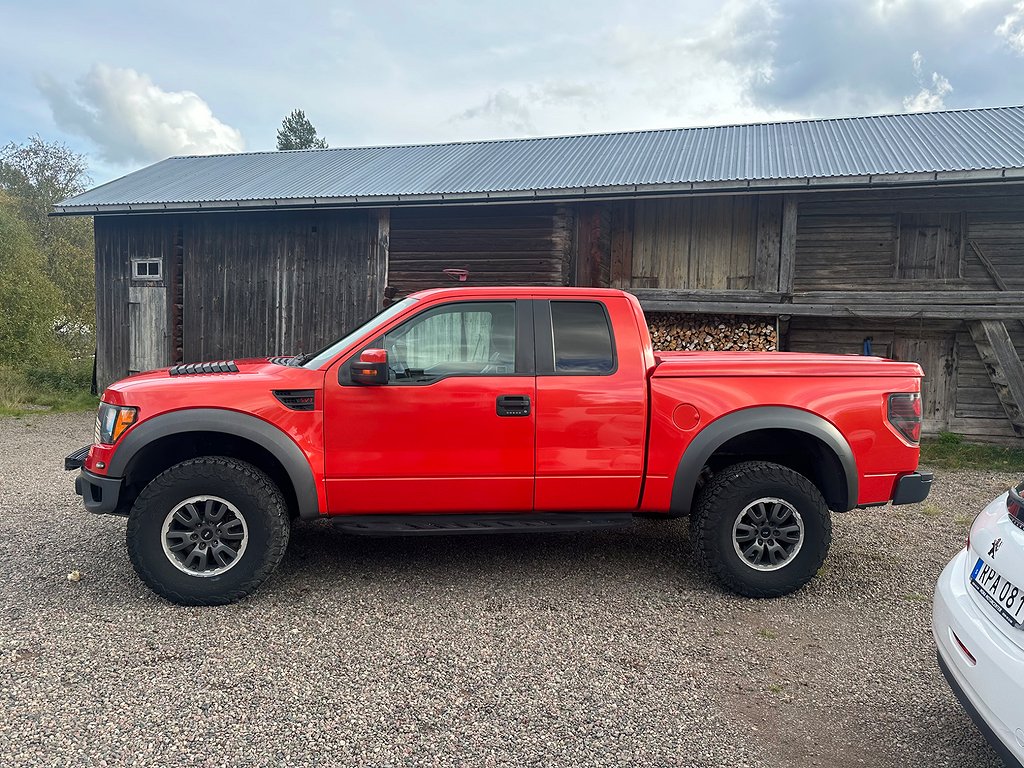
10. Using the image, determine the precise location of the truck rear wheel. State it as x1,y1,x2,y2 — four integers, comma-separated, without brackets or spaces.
692,461,831,598
126,457,290,606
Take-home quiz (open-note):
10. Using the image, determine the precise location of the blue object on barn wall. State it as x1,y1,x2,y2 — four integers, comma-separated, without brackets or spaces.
863,337,873,356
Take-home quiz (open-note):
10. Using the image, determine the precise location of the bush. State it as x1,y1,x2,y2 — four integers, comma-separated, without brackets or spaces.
937,431,963,446
920,433,1024,471
23,358,93,393
0,367,33,411
0,196,62,366
0,361,96,414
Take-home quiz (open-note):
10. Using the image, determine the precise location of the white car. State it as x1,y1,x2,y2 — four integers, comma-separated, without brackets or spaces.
934,485,1024,767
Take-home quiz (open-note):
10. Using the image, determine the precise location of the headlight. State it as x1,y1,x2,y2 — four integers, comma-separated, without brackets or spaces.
95,402,138,445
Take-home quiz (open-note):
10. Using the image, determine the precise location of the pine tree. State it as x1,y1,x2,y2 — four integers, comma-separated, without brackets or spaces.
275,110,329,150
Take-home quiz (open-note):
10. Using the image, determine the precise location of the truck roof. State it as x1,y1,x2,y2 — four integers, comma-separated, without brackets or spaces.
408,286,631,300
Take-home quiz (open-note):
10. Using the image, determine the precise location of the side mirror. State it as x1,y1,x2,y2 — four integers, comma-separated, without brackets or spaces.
349,348,388,385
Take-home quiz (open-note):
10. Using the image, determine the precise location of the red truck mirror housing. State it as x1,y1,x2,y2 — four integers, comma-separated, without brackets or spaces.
349,348,388,385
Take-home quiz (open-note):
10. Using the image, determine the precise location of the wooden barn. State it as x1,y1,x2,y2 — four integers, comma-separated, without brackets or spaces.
55,106,1024,442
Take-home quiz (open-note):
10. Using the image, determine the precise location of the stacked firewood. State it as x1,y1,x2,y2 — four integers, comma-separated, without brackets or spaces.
647,313,777,352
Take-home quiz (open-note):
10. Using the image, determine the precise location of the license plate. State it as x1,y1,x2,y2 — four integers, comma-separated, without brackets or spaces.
971,558,1024,629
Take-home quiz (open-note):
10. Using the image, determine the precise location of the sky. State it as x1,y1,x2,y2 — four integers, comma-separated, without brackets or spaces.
3,0,1024,186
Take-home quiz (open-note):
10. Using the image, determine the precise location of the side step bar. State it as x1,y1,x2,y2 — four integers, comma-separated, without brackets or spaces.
333,513,634,537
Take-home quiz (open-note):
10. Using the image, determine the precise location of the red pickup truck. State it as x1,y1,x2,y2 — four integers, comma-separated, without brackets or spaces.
67,287,930,605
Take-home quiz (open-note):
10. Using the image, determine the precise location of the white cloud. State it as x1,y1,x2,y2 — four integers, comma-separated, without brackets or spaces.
903,50,953,111
456,89,537,135
996,1,1024,52
37,64,244,164
449,0,802,139
599,0,787,126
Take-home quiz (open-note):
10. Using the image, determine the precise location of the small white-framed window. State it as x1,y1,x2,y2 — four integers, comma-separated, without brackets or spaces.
132,258,162,281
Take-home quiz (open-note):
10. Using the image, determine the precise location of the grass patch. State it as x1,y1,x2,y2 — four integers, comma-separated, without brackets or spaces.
0,361,97,415
902,591,928,603
756,627,779,639
920,432,1024,471
919,502,943,518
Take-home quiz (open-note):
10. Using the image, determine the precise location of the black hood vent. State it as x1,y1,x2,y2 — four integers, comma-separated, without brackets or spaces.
274,389,317,411
169,360,239,376
269,356,297,366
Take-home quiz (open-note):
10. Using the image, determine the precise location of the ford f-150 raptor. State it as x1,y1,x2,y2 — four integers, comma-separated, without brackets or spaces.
66,287,931,605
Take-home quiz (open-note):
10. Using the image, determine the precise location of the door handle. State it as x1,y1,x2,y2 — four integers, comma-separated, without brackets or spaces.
496,394,531,417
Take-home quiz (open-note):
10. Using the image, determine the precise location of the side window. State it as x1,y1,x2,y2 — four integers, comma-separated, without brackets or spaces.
131,257,162,281
550,301,615,374
381,301,516,383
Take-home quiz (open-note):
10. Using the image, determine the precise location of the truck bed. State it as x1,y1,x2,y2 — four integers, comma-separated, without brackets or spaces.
652,351,924,378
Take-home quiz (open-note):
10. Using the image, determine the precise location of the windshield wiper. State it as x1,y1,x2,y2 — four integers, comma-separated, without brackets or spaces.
290,352,315,366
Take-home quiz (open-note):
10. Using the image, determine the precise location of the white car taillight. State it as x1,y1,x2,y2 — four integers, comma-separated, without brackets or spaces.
1008,485,1024,532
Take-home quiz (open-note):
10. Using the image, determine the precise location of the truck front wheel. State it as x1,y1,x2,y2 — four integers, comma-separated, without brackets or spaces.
692,461,831,598
126,457,290,606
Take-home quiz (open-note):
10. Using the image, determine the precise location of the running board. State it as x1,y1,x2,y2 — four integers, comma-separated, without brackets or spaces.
332,513,634,537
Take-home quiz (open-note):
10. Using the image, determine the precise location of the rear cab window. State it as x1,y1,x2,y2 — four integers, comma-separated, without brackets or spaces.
549,301,616,375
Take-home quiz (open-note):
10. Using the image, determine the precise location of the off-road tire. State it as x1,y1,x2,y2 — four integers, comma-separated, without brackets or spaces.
126,456,290,606
692,461,831,598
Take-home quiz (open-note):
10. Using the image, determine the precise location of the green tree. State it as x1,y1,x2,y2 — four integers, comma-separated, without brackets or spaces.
0,137,94,338
0,194,62,365
276,109,329,150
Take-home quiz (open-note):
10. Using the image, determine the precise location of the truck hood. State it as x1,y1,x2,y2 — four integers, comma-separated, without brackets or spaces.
101,357,324,403
652,351,923,378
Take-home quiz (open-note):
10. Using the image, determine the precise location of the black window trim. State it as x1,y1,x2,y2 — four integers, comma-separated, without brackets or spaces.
535,299,618,377
340,298,535,387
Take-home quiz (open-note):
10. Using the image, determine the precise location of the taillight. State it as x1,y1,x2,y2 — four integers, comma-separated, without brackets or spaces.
1008,485,1024,532
887,392,922,443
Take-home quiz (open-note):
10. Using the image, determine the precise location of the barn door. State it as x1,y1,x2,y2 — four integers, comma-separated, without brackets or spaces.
128,257,169,374
892,333,955,435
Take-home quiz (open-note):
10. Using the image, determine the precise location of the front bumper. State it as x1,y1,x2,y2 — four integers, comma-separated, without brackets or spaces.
933,548,1024,767
892,470,933,505
74,468,124,516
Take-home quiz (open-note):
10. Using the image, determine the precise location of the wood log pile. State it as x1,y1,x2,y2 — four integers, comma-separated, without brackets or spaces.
647,312,777,352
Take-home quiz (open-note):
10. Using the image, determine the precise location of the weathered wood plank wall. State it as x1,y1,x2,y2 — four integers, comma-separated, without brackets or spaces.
954,327,1022,440
388,203,573,294
967,213,1024,290
94,215,179,390
182,209,381,362
579,195,791,292
794,187,1024,291
632,197,758,289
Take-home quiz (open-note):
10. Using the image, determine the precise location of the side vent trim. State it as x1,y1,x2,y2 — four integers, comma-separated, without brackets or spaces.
274,389,317,411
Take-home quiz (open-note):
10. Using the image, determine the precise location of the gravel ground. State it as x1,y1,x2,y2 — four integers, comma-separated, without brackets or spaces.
0,411,1014,768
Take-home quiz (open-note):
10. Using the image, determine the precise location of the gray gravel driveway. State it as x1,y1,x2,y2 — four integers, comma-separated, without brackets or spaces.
0,412,1012,767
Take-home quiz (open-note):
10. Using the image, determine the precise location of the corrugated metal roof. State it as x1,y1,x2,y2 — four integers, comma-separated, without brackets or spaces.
57,106,1024,213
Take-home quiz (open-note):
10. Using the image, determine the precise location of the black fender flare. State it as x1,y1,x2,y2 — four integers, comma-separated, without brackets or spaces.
669,406,858,515
108,408,322,519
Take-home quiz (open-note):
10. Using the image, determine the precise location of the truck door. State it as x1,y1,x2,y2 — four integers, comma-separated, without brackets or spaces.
533,297,648,511
323,299,536,514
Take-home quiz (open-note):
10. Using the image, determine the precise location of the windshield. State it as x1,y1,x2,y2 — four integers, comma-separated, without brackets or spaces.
300,297,418,369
